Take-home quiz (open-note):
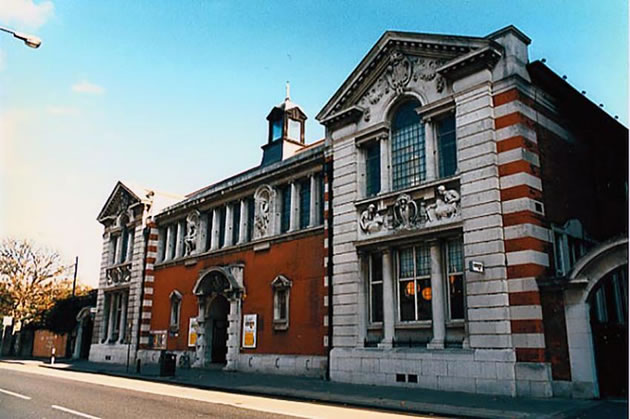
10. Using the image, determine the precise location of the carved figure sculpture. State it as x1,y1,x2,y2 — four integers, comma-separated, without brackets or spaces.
426,186,460,222
254,185,275,238
359,204,384,233
393,194,418,229
184,210,200,256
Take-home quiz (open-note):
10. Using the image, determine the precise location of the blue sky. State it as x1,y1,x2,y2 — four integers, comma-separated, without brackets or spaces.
0,0,627,287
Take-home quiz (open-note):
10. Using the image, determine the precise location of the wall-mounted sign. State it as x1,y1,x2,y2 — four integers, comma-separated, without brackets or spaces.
242,314,257,349
469,261,485,273
150,330,167,350
188,318,198,347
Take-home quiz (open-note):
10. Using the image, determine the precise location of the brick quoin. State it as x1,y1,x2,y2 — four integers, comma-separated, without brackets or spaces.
142,306,152,313
147,245,158,252
494,112,536,130
499,160,541,177
501,185,543,202
505,237,549,253
145,269,154,275
516,348,546,363
509,291,542,306
503,211,546,227
497,136,539,153
507,263,548,279
149,234,159,240
493,88,563,126
511,319,544,334
146,257,156,264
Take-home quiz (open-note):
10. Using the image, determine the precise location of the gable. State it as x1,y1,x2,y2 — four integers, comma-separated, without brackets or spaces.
316,30,497,125
97,181,142,223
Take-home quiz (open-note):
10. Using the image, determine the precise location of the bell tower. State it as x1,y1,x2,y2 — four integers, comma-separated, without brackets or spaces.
261,82,308,166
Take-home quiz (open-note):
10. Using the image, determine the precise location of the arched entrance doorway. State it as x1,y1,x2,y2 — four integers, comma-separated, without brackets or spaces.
588,266,628,398
192,265,244,369
207,295,230,364
563,236,628,398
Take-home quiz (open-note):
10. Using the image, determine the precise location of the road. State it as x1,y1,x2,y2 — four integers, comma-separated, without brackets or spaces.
0,362,423,418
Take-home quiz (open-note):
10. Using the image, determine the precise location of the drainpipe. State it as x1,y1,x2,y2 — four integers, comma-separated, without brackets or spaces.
325,155,334,381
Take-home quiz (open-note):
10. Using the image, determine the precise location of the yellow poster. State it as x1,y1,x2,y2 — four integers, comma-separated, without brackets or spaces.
242,314,257,349
188,318,198,347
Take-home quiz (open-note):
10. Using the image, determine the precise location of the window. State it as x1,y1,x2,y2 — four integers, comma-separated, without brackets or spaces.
365,142,381,197
271,119,282,140
446,238,464,320
397,244,431,322
120,227,129,263
299,178,310,229
369,253,383,323
280,184,291,233
232,201,241,245
436,114,457,178
110,235,118,265
271,275,292,330
205,211,213,250
247,197,255,241
288,119,301,141
218,207,226,248
169,290,182,332
318,175,325,225
391,100,425,191
101,290,128,344
553,219,594,276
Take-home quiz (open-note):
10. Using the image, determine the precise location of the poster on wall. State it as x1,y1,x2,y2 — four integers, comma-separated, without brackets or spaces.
188,318,198,347
242,314,257,349
150,330,167,350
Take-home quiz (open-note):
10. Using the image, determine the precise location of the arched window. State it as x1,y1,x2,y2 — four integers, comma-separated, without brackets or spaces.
391,99,425,190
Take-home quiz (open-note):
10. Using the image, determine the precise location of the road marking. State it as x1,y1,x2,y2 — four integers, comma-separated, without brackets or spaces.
51,405,101,419
0,387,31,400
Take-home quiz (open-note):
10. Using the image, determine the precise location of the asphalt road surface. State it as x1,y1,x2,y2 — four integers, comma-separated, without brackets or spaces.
0,363,419,419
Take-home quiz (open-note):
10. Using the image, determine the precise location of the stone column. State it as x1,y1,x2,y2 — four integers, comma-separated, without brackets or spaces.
379,137,390,194
379,249,394,348
117,292,128,344
106,293,116,343
197,213,208,253
356,253,368,346
225,296,241,371
424,119,436,181
175,221,184,258
289,182,299,231
225,204,234,247
309,175,318,227
193,297,207,368
238,200,248,244
428,241,446,349
164,225,173,260
211,209,220,250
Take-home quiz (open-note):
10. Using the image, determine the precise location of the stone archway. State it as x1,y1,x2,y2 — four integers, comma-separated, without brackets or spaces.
563,236,628,398
73,307,94,360
192,265,244,370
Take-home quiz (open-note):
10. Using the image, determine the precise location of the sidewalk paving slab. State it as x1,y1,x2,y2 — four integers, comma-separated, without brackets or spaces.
2,358,626,419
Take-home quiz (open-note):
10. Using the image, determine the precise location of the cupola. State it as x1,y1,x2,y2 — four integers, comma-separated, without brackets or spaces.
261,83,308,166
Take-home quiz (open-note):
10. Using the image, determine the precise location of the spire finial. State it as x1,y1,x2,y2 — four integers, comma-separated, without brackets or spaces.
285,81,290,101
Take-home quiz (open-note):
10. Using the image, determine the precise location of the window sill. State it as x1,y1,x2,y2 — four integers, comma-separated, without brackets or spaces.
395,321,432,329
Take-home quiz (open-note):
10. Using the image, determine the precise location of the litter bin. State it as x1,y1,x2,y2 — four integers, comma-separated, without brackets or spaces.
159,351,176,377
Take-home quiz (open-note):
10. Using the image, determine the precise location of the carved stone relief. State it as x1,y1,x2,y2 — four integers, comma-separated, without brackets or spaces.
254,185,276,239
184,210,200,256
106,263,131,286
385,51,413,95
358,185,460,236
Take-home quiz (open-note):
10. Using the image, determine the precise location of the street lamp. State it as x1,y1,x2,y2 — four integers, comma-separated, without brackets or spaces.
0,26,41,48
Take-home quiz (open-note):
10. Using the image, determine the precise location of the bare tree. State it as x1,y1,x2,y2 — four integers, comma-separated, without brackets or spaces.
0,239,72,325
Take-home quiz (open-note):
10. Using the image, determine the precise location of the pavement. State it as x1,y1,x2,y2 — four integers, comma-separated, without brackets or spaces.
2,357,627,418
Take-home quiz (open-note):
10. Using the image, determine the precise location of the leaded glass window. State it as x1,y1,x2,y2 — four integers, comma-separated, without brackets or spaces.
281,184,291,233
365,142,381,197
437,115,457,178
391,100,425,190
447,238,465,320
299,179,310,229
398,245,432,322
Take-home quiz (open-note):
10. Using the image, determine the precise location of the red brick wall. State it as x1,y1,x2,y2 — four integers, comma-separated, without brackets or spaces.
152,231,326,356
32,330,67,358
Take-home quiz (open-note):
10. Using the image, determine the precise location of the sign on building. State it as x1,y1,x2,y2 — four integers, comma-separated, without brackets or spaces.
242,314,257,349
150,330,167,350
188,318,198,347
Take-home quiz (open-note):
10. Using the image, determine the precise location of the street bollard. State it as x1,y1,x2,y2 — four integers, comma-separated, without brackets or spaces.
51,347,56,365
136,358,141,374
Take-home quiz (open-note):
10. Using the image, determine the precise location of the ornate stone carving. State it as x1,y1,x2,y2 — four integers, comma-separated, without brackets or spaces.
359,204,384,233
106,262,131,286
184,210,200,256
425,186,460,222
385,51,413,94
254,185,276,239
393,194,418,229
412,58,446,93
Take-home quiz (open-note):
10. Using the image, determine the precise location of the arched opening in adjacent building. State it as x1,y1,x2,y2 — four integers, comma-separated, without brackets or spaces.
588,265,628,398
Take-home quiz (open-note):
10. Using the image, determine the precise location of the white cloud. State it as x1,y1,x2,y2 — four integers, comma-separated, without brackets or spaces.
46,105,79,116
0,0,54,29
72,80,105,95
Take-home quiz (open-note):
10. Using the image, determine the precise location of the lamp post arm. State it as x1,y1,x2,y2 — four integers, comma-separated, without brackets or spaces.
0,26,42,48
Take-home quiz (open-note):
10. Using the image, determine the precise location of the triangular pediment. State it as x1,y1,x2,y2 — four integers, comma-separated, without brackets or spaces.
97,181,143,223
316,30,499,124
